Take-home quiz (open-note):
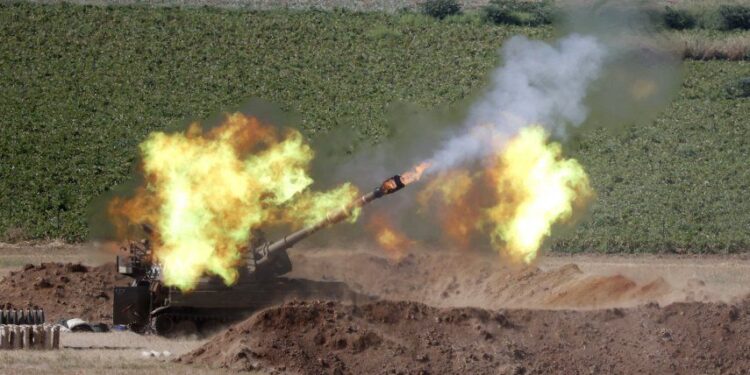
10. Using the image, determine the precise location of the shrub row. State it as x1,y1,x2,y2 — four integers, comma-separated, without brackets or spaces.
664,5,750,30
418,0,554,26
418,0,461,19
416,0,750,30
664,7,696,30
719,5,750,30
481,0,554,27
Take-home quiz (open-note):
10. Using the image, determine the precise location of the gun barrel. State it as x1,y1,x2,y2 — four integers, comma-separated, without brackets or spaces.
255,175,406,265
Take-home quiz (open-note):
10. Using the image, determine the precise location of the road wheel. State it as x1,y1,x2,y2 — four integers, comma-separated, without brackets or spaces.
173,319,198,337
152,314,174,336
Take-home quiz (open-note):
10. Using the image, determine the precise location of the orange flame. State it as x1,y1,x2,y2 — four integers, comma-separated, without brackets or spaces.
401,161,432,185
417,126,591,263
417,170,481,250
367,213,413,261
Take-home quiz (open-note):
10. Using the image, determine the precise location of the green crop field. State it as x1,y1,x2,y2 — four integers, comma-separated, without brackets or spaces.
564,60,750,253
1,3,749,253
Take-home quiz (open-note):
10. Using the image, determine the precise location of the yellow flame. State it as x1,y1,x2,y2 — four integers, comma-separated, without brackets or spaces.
486,126,591,263
283,183,361,226
401,161,432,185
109,113,359,290
367,213,413,261
415,126,591,263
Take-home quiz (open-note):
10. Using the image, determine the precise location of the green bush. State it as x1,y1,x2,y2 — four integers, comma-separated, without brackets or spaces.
726,77,750,98
418,0,461,20
664,7,696,30
719,5,750,30
481,0,553,27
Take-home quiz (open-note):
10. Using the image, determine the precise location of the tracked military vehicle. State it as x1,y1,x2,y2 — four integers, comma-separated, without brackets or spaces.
113,175,408,335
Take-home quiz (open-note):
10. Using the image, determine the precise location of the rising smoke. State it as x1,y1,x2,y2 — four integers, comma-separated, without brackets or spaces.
429,34,607,172
307,34,611,250
318,4,683,251
323,34,610,191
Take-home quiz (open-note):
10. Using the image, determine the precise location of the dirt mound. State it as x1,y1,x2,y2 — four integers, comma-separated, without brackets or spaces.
544,275,671,307
181,298,750,374
289,249,674,310
0,262,129,323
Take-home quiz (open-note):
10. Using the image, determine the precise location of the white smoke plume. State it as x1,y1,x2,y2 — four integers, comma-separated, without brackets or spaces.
428,34,607,171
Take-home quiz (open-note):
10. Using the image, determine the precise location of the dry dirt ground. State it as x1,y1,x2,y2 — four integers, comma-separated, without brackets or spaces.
1,242,749,374
289,247,750,309
0,332,247,375
0,243,257,374
181,298,750,374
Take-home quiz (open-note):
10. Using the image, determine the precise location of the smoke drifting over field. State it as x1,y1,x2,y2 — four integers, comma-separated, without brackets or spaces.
430,34,606,172
317,11,681,258
307,34,610,261
326,33,611,187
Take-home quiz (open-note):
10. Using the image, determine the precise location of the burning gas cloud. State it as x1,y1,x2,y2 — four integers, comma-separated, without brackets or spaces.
346,35,606,263
486,126,591,263
109,114,359,290
417,126,591,263
388,35,604,262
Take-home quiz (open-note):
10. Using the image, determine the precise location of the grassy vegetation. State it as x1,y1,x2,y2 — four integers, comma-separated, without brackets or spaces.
664,29,750,60
1,3,749,253
0,3,547,241
620,29,750,61
561,60,750,253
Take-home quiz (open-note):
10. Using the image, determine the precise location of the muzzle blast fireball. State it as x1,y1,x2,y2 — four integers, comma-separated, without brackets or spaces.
113,170,424,335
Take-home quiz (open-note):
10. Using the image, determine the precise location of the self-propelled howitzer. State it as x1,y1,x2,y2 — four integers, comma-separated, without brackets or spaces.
113,175,407,336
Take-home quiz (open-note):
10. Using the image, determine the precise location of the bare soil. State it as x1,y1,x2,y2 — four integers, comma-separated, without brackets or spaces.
2,243,750,374
0,241,108,276
0,262,129,324
178,247,750,374
0,331,242,375
288,248,750,310
181,298,750,374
